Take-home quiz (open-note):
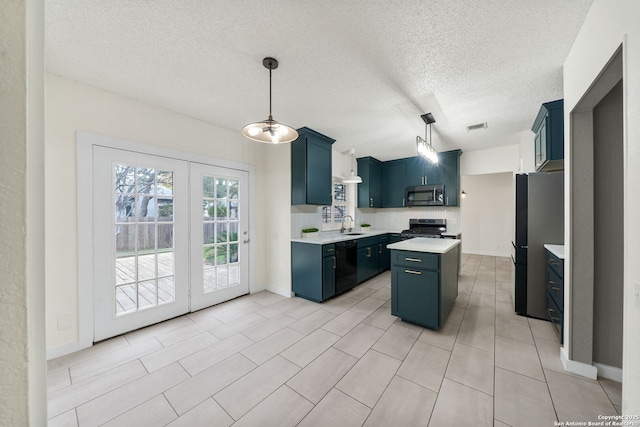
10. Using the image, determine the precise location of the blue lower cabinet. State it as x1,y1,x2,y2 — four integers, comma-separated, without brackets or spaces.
322,254,336,300
545,248,564,343
377,235,390,272
357,236,379,283
357,245,377,283
292,242,336,302
391,247,459,330
392,268,439,328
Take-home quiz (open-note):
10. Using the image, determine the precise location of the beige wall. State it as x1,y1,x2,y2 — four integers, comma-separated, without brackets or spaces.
45,74,282,355
563,0,640,412
0,0,47,424
460,173,514,257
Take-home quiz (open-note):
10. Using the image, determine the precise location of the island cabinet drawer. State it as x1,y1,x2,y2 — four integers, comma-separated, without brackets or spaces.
546,250,563,278
392,250,439,271
322,244,336,257
546,265,563,308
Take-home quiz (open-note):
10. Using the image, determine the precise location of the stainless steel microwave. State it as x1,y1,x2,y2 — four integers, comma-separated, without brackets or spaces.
406,184,445,206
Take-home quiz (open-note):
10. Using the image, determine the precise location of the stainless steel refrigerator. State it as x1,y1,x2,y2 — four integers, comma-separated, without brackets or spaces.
513,172,564,319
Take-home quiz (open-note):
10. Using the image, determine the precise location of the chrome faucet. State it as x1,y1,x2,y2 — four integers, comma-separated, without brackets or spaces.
340,215,354,233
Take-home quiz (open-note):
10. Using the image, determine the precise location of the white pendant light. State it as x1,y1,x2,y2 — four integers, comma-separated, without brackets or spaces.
242,57,298,144
343,149,362,184
416,113,438,164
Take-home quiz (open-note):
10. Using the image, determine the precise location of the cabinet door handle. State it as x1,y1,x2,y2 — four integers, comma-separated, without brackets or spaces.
446,196,449,205
402,197,405,207
405,269,422,275
333,256,336,269
370,197,373,207
326,248,334,253
405,257,422,262
379,244,382,254
551,286,560,291
367,247,371,257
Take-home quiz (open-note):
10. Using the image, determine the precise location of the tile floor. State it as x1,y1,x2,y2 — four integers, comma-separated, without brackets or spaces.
47,254,622,427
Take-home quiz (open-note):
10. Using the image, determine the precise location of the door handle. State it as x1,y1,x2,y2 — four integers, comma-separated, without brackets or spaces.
405,257,422,262
243,239,250,244
404,269,422,275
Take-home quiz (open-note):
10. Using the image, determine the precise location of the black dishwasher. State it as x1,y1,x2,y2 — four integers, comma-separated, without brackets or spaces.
335,240,358,295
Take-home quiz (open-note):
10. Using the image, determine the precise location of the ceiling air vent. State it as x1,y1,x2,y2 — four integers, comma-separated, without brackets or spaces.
466,122,488,132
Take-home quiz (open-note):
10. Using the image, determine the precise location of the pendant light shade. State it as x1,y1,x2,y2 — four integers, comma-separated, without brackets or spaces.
417,113,438,164
342,149,362,184
242,57,298,144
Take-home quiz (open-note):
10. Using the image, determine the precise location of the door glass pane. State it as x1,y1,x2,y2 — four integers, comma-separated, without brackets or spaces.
138,279,157,309
113,162,176,316
116,284,137,315
201,173,242,294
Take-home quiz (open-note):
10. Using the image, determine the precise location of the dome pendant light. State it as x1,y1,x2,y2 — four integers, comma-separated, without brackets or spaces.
242,57,298,144
342,149,362,184
416,112,438,164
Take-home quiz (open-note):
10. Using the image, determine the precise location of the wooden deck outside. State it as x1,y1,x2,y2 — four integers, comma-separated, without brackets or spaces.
115,252,240,315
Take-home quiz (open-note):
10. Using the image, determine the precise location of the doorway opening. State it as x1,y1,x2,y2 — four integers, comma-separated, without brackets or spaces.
570,47,624,381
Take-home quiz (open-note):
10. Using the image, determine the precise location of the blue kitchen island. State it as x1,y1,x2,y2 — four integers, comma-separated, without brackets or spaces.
388,238,461,330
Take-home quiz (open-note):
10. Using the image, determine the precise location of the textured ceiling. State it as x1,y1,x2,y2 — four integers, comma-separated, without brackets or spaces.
45,0,594,161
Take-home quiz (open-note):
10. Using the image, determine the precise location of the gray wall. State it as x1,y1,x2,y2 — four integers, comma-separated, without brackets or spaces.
592,80,624,368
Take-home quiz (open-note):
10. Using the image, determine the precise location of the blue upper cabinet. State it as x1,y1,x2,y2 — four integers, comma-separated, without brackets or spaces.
533,99,564,172
357,157,382,208
440,150,462,206
405,156,441,186
381,159,406,208
358,150,462,208
291,127,335,205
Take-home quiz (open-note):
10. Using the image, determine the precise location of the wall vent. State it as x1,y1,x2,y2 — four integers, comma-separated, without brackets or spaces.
466,122,488,131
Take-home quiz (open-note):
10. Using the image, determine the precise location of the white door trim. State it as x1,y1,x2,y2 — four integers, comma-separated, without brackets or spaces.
75,131,255,351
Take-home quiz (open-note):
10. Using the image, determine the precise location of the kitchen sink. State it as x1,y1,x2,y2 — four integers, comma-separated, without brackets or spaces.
346,232,363,235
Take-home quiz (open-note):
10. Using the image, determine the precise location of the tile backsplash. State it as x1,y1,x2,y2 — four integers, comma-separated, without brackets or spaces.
291,205,461,237
291,205,321,238
369,206,461,232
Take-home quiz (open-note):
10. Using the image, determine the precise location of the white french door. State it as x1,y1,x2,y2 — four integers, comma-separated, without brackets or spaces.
92,147,250,341
93,147,190,341
190,163,249,311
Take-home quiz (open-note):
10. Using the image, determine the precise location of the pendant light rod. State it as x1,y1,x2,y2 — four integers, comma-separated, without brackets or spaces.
264,57,277,120
416,112,438,164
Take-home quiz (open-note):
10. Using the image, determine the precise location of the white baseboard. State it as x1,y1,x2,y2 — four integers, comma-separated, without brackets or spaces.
594,362,623,382
47,339,92,361
265,285,293,298
561,349,598,380
462,249,511,258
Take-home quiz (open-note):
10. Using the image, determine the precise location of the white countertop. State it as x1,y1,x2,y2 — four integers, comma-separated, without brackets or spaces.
291,229,402,245
441,229,461,238
544,244,565,259
388,237,461,254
